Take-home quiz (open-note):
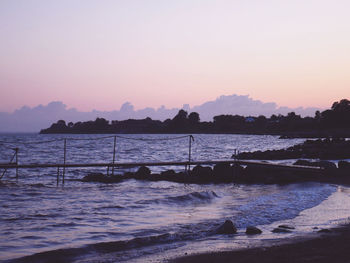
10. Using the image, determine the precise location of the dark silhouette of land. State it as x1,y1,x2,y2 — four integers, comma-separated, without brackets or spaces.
40,99,350,137
237,138,350,160
1,95,320,132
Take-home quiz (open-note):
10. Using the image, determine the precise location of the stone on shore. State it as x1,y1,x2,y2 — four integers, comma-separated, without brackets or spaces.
245,226,262,235
216,220,237,234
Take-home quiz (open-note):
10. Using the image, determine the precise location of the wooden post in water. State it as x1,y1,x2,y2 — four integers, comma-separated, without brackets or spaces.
15,148,18,180
57,167,60,186
187,135,194,172
62,139,67,184
111,136,117,176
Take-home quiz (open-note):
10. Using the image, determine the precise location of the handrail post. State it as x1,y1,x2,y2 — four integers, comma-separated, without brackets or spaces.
111,136,117,176
63,139,67,184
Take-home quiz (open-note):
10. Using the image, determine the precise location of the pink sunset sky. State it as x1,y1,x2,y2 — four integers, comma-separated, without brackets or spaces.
0,0,349,112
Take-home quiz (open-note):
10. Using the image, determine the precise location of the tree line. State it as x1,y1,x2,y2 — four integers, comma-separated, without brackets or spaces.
40,99,350,136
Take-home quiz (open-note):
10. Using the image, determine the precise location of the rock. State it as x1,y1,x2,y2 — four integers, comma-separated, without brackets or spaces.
82,173,107,182
216,220,237,234
174,172,186,183
243,164,298,184
148,173,161,181
245,226,262,235
272,227,292,233
190,165,213,182
160,169,176,178
82,173,122,183
135,166,151,179
213,163,232,181
159,170,186,183
278,225,295,230
123,171,134,180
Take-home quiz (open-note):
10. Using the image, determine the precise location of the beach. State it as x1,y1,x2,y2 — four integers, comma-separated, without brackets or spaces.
171,224,350,263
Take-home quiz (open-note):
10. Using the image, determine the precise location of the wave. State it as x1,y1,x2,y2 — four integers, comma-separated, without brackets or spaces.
7,185,336,263
8,233,177,263
95,205,125,210
167,190,219,203
28,183,46,188
137,190,219,205
234,183,336,228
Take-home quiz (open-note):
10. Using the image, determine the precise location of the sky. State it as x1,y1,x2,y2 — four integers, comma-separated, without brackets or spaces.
1,0,349,112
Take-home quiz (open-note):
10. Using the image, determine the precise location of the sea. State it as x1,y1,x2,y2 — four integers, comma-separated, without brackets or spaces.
1,134,350,263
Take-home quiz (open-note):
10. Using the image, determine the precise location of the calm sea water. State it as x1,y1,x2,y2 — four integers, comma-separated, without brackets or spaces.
0,134,350,262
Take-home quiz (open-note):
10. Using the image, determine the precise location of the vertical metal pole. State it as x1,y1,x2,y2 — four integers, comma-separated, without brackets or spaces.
15,148,18,180
188,135,194,172
111,136,117,176
63,139,67,184
57,167,60,186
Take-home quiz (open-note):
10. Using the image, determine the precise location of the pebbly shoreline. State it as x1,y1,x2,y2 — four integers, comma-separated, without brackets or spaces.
169,224,350,263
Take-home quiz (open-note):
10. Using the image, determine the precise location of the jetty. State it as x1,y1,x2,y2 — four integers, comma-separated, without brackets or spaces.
0,134,331,185
0,159,324,170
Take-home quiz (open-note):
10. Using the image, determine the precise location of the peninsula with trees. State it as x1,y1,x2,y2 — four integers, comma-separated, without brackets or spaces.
40,99,350,138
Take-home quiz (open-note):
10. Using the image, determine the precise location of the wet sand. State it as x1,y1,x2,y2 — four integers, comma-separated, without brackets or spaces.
170,224,350,263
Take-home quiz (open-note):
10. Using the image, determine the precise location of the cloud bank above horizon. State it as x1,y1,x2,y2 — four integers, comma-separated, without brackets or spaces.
1,0,350,113
0,94,323,132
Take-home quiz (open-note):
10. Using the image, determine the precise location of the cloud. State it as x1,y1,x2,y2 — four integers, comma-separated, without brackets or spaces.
0,95,322,132
192,95,320,120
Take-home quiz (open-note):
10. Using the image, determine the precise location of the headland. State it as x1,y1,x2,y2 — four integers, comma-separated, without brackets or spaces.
40,99,350,138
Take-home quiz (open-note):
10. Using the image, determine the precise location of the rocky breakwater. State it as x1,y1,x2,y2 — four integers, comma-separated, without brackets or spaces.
236,138,350,160
231,137,350,184
81,160,339,185
83,163,245,184
293,159,350,179
81,139,350,185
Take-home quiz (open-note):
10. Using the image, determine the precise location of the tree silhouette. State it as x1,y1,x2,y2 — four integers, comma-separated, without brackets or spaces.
188,112,200,124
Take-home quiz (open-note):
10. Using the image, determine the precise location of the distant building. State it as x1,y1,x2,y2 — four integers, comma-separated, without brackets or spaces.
245,117,256,123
